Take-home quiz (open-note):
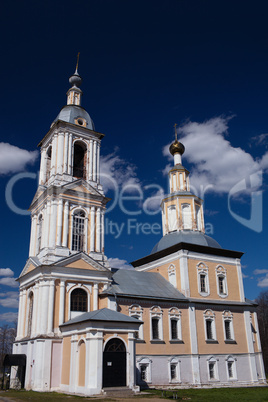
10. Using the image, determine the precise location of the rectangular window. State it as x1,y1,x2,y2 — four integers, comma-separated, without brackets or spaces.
170,364,177,380
72,215,85,251
228,362,233,378
209,362,215,379
152,318,159,339
206,320,213,340
225,320,232,340
218,276,226,294
200,274,206,293
171,319,178,339
140,365,147,381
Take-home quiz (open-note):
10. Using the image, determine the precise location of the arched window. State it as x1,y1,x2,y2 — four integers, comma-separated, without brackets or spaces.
216,265,228,297
72,210,86,251
222,311,235,342
225,355,237,380
204,310,217,341
137,357,152,384
168,357,181,383
71,288,87,312
168,205,177,232
150,306,163,341
197,262,210,296
73,142,87,179
207,356,218,380
195,204,202,231
27,292,34,337
168,308,182,341
182,203,192,229
129,304,143,339
37,214,43,254
46,146,52,182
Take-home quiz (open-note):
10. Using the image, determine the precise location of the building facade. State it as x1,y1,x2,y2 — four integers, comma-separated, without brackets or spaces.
11,66,266,395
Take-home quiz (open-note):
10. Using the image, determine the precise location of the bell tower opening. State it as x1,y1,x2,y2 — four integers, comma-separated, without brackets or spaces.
73,142,87,179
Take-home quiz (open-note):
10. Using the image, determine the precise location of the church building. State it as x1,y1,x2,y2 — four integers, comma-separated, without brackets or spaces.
11,64,266,395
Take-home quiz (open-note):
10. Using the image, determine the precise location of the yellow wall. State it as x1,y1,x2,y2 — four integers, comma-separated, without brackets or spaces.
61,337,71,385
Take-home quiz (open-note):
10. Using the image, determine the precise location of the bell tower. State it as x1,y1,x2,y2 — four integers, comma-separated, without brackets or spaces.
28,61,109,265
161,125,205,236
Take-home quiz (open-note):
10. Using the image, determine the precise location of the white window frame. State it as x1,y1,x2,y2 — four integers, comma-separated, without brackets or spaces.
182,203,192,230
150,306,163,341
68,284,91,320
70,207,88,253
168,205,177,232
197,262,210,296
204,309,217,341
207,356,219,381
216,265,228,298
168,264,177,288
129,304,143,340
168,308,182,341
222,310,235,342
225,355,237,380
137,357,152,383
168,357,181,383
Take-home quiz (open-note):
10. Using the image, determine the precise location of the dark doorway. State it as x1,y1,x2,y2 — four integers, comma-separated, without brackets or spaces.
2,354,26,389
103,338,126,387
73,142,87,179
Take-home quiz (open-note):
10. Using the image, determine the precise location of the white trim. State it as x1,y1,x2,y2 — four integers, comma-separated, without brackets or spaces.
222,310,235,341
204,309,217,341
225,355,237,381
207,356,219,381
197,262,210,297
168,356,181,383
216,265,228,298
150,306,163,341
168,308,182,341
137,356,152,383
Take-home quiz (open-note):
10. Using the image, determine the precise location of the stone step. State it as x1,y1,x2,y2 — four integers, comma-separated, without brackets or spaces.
103,386,135,397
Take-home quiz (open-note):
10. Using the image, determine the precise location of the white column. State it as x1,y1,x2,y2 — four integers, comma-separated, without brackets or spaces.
85,216,88,253
51,134,57,176
87,331,103,393
57,132,64,174
56,199,63,246
127,333,136,389
59,280,65,326
44,201,50,248
244,310,258,382
67,133,73,175
32,282,39,336
89,139,93,181
63,133,69,174
97,142,100,183
16,291,23,339
93,283,98,310
49,199,57,248
39,148,46,185
29,215,37,256
179,250,190,297
236,258,245,302
40,280,50,334
93,140,97,181
62,200,69,247
96,207,101,252
101,210,105,253
90,206,95,252
69,335,78,392
47,279,55,335
19,289,27,338
188,303,200,384
35,281,42,335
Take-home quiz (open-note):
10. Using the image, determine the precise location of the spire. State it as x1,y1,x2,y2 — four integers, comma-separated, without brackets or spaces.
169,123,185,165
67,53,83,106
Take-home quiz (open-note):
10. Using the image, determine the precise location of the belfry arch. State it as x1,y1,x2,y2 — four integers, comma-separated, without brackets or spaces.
73,141,87,179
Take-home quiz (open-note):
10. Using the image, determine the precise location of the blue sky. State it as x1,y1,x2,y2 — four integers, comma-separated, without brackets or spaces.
0,0,268,324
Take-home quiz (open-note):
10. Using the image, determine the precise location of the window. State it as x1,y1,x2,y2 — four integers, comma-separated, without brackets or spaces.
197,262,209,296
37,214,43,254
204,310,216,341
168,308,182,341
168,357,180,383
168,205,177,232
46,146,52,181
73,142,87,179
71,288,87,312
226,356,237,380
207,356,218,381
150,306,163,341
168,264,177,288
129,304,143,340
137,357,152,383
27,292,34,337
152,318,159,339
195,204,202,231
72,210,86,251
216,265,228,297
182,203,192,229
222,311,235,341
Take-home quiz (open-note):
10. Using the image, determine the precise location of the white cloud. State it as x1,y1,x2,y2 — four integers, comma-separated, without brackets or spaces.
143,188,165,213
108,257,133,270
0,312,18,323
162,117,267,195
257,275,268,288
251,133,268,147
100,150,141,194
0,292,19,308
254,269,268,275
0,277,18,288
0,143,38,175
0,268,15,277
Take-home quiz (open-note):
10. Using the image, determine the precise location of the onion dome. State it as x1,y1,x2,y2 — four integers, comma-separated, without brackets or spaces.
169,140,185,156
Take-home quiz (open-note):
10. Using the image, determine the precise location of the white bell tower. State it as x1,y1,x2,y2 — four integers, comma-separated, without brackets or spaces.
28,60,109,265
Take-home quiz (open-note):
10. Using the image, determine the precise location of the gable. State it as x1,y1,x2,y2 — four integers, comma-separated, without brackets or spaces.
65,258,100,271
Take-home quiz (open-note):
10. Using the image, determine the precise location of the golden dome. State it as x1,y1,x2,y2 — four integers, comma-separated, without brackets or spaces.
169,140,185,156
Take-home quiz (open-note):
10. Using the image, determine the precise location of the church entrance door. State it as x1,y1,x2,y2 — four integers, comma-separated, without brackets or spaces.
103,338,126,387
